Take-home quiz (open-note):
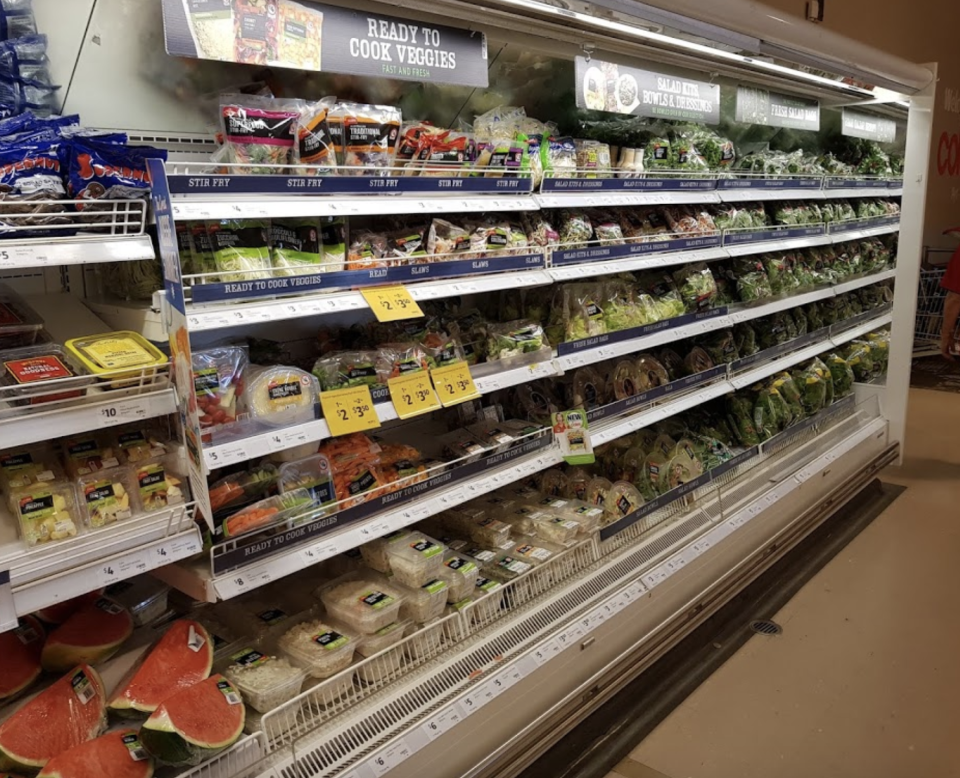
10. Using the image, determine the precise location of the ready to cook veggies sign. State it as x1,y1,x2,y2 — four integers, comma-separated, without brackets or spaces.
163,0,488,87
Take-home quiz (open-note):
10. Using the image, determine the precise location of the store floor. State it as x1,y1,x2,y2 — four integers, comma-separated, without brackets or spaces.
606,388,960,778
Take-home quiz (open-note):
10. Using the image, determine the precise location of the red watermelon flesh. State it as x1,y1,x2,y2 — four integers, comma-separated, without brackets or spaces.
0,664,106,774
37,729,154,778
35,591,104,626
109,620,213,715
0,616,45,702
41,598,133,674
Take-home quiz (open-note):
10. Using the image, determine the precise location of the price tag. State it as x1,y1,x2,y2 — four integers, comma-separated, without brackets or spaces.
97,562,122,586
361,285,424,322
388,372,441,419
216,568,272,600
299,542,339,567
97,399,149,429
319,385,381,437
368,740,413,776
431,362,480,407
170,534,202,557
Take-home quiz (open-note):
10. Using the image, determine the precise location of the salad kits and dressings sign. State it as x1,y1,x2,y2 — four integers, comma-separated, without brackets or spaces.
842,109,897,143
163,0,488,87
735,86,820,131
575,56,720,124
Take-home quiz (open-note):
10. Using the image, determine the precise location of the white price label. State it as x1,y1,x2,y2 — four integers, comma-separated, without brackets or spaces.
421,705,464,741
169,535,202,557
437,487,467,508
97,399,149,429
368,740,413,776
462,684,495,713
208,443,250,468
218,569,271,600
117,555,148,578
299,542,339,567
359,521,390,540
97,562,122,586
532,639,561,667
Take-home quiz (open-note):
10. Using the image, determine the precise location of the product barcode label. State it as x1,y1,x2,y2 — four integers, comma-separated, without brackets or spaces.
217,680,243,705
122,734,149,762
187,625,206,653
71,670,95,704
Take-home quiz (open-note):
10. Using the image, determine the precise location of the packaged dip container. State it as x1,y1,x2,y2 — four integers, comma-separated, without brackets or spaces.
277,618,357,679
77,467,138,528
11,480,81,546
247,366,319,428
0,284,43,349
0,344,92,406
64,330,167,388
318,577,404,634
106,577,170,627
223,645,307,712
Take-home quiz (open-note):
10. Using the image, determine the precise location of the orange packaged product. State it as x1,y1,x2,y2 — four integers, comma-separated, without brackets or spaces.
317,433,382,468
376,441,422,467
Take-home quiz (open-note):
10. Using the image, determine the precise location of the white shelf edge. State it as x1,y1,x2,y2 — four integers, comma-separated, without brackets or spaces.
729,341,830,390
725,232,831,257
822,187,901,199
548,246,729,281
832,269,896,295
717,188,825,203
0,235,154,269
0,388,178,449
830,314,893,348
535,192,721,208
729,287,835,324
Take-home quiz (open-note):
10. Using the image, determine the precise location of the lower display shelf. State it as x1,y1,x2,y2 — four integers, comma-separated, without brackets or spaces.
200,394,892,778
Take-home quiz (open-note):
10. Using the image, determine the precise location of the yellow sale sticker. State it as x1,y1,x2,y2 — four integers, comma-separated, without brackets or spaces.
319,385,381,437
431,362,480,407
361,285,424,322
388,372,442,419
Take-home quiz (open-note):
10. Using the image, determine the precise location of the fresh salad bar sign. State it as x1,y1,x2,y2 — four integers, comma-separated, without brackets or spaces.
735,86,820,131
842,109,897,143
575,57,720,124
163,0,488,87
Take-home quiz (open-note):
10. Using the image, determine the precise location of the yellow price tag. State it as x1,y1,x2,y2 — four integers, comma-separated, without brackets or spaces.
319,385,381,437
361,285,424,322
388,371,442,419
431,362,480,407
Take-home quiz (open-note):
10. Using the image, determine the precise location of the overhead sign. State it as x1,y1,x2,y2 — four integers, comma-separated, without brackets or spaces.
575,56,720,124
163,0,488,87
842,109,897,143
735,86,820,131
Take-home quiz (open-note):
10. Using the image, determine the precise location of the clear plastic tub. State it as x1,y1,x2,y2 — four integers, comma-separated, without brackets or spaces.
354,619,411,659
105,578,170,627
0,445,61,495
441,507,511,547
438,429,487,462
192,346,248,434
132,454,188,513
468,494,517,513
464,577,504,624
277,617,357,679
532,496,603,533
223,645,307,712
208,462,279,515
217,599,298,640
359,530,411,574
77,467,138,528
11,480,81,546
0,284,43,349
0,344,93,405
220,488,313,539
278,455,335,507
64,330,167,388
403,619,443,661
488,553,535,580
115,428,170,465
394,579,448,624
383,533,446,587
247,366,319,428
318,577,404,634
507,537,563,566
438,552,480,603
465,420,522,453
62,435,119,479
500,506,543,536
530,513,580,546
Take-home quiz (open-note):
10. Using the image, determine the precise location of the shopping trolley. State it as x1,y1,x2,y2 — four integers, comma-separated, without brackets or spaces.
914,268,960,356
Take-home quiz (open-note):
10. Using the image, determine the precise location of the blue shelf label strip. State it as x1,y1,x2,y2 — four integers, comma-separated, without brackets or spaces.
541,177,718,192
724,224,825,246
557,308,728,357
190,253,547,304
169,174,533,195
717,178,821,190
552,235,722,266
730,327,832,372
586,365,727,424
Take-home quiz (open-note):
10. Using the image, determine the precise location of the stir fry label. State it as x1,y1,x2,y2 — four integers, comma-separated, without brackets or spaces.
388,371,441,419
320,384,381,436
736,86,820,131
431,362,480,407
842,109,897,143
575,56,720,124
164,0,489,87
361,285,424,322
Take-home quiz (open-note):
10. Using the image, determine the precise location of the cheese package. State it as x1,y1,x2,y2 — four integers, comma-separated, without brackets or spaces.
11,480,81,546
132,454,188,512
246,365,319,428
64,330,167,388
77,467,138,528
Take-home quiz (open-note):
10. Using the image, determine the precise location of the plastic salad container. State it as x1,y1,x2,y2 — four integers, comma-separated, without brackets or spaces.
115,428,170,465
354,619,411,658
209,462,279,515
106,577,170,627
277,617,357,679
278,455,335,508
0,344,93,405
246,366,319,428
383,533,446,587
526,510,580,546
438,552,480,603
531,496,603,533
441,507,511,547
0,284,43,349
394,579,448,623
359,529,412,574
466,576,505,623
11,480,81,546
220,488,313,539
507,537,563,566
192,346,247,434
132,454,187,512
223,645,307,712
488,553,535,580
62,435,119,479
77,467,138,528
64,330,167,388
218,599,299,639
318,577,404,634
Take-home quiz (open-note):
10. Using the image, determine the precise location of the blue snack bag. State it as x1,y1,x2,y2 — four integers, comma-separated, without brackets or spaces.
63,138,167,206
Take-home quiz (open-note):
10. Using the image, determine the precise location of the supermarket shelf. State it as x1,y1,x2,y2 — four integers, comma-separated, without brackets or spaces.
832,268,897,295
823,187,902,199
0,234,154,269
728,287,835,324
725,231,833,257
548,245,728,281
717,187,825,203
831,313,894,347
157,445,563,602
535,191,722,208
202,360,560,470
0,388,178,449
3,506,203,622
729,340,830,390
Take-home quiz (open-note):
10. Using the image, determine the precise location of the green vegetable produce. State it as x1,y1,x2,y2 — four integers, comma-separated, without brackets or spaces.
672,263,717,312
825,352,855,396
726,394,761,447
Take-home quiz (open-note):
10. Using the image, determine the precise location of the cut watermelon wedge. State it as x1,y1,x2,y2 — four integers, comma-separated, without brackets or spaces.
41,597,133,673
0,664,107,774
139,675,245,767
0,616,45,703
37,729,154,778
109,620,213,716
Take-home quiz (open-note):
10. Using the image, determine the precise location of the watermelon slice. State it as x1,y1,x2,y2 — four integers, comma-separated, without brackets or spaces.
41,597,133,673
37,729,154,778
35,591,104,626
139,675,245,766
109,620,213,716
0,664,106,773
0,616,45,702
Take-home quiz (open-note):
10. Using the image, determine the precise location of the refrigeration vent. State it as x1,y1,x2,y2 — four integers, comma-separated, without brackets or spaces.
749,619,783,636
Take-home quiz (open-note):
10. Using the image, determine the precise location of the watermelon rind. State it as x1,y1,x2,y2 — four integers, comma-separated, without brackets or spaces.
139,676,244,767
0,665,106,774
0,616,45,703
109,620,213,717
36,729,154,778
41,598,133,674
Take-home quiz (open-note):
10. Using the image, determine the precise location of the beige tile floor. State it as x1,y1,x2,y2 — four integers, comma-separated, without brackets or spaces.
607,388,960,778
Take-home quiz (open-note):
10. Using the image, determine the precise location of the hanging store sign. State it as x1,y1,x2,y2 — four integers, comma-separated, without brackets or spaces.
735,86,820,131
163,0,488,87
575,56,720,124
842,109,897,143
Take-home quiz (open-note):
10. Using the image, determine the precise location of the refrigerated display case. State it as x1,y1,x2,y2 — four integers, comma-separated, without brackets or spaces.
0,0,933,777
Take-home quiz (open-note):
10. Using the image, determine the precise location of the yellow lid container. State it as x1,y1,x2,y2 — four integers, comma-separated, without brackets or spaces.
64,331,167,388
